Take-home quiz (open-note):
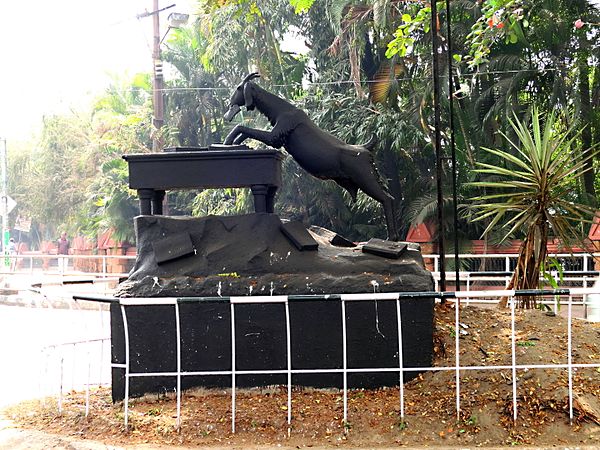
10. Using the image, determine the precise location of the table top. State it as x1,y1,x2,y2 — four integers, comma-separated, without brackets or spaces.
123,147,284,190
123,147,284,162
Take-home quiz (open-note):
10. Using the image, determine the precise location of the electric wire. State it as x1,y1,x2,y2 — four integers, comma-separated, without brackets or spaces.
116,66,567,95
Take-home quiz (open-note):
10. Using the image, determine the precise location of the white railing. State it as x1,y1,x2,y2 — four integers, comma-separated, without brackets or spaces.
55,288,600,433
41,337,111,416
1,251,597,280
0,251,596,283
0,253,136,278
424,252,600,274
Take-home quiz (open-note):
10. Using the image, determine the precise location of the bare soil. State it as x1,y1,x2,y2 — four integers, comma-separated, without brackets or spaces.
3,304,600,448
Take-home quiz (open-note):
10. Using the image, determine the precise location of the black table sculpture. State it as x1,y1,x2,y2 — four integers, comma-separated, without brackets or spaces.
123,146,282,215
223,73,399,241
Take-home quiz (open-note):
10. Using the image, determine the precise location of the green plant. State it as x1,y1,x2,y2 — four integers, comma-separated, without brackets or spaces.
541,257,564,289
469,107,597,308
448,326,457,338
343,420,352,431
540,257,564,311
464,414,477,426
146,407,162,416
397,419,408,431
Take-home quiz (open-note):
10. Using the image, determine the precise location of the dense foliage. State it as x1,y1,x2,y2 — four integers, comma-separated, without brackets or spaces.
7,0,600,272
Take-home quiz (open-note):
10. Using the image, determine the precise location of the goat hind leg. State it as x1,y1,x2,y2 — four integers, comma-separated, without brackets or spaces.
382,197,399,241
351,168,399,240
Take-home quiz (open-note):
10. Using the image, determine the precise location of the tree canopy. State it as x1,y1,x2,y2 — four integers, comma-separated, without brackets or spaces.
8,0,600,260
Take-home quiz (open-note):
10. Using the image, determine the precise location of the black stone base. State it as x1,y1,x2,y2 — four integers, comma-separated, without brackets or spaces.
110,296,434,402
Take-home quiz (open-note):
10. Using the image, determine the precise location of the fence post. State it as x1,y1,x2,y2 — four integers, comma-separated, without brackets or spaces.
285,299,292,436
455,296,461,419
583,276,588,319
175,302,182,430
341,299,348,433
58,356,64,415
510,296,518,423
230,302,236,433
120,304,130,429
567,296,574,424
85,351,91,417
395,298,405,422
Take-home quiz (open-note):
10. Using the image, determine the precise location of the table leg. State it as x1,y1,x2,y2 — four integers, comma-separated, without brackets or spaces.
251,185,268,213
266,186,278,213
152,190,165,215
138,189,154,215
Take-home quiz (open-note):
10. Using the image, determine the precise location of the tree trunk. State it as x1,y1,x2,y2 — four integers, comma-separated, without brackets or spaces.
578,53,596,202
505,219,549,308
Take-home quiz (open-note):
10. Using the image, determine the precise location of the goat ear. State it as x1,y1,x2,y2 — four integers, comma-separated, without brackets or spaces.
243,83,255,110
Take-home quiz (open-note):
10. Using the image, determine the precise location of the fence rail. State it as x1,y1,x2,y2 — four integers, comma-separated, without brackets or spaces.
1,251,598,280
69,288,600,433
0,253,136,278
424,251,600,274
40,337,111,416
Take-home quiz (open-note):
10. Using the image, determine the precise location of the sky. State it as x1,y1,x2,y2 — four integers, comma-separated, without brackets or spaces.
0,0,196,142
1,1,600,142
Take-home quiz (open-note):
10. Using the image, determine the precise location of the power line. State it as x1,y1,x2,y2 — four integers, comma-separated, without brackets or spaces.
101,66,565,95
156,67,563,92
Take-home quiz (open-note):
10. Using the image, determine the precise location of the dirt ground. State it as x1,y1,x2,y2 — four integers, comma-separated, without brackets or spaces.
3,304,600,448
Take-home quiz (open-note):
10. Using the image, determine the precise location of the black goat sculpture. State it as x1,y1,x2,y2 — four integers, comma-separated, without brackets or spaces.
224,73,399,241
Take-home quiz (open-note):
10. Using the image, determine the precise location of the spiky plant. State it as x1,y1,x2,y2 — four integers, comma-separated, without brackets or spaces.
469,107,596,308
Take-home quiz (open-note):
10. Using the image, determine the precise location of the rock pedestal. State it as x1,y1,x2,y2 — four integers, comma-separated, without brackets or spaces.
117,214,432,297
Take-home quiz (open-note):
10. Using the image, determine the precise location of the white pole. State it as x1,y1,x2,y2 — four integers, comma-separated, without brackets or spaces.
175,303,182,430
285,300,292,436
510,297,518,423
395,298,404,421
58,356,64,415
567,297,574,424
455,297,461,419
0,138,7,262
341,300,348,433
121,305,130,429
99,305,105,386
230,302,236,433
86,351,91,417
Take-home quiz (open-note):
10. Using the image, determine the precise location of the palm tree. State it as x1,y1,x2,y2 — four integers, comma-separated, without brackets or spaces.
469,107,596,308
162,27,225,146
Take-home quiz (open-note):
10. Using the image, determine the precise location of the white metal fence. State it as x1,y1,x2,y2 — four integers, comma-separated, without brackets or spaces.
0,251,597,280
424,251,600,274
0,253,136,278
40,336,111,416
58,288,600,434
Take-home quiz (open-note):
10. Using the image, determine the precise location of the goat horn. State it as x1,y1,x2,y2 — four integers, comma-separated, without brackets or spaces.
243,72,261,83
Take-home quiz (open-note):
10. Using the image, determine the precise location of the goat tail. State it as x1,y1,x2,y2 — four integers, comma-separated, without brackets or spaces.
363,135,377,151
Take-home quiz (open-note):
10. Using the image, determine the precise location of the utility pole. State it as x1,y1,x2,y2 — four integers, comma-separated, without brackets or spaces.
431,0,446,292
138,3,183,152
152,0,165,152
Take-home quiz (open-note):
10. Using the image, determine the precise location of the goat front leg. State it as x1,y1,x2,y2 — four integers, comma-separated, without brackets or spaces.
224,124,244,145
225,126,284,148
